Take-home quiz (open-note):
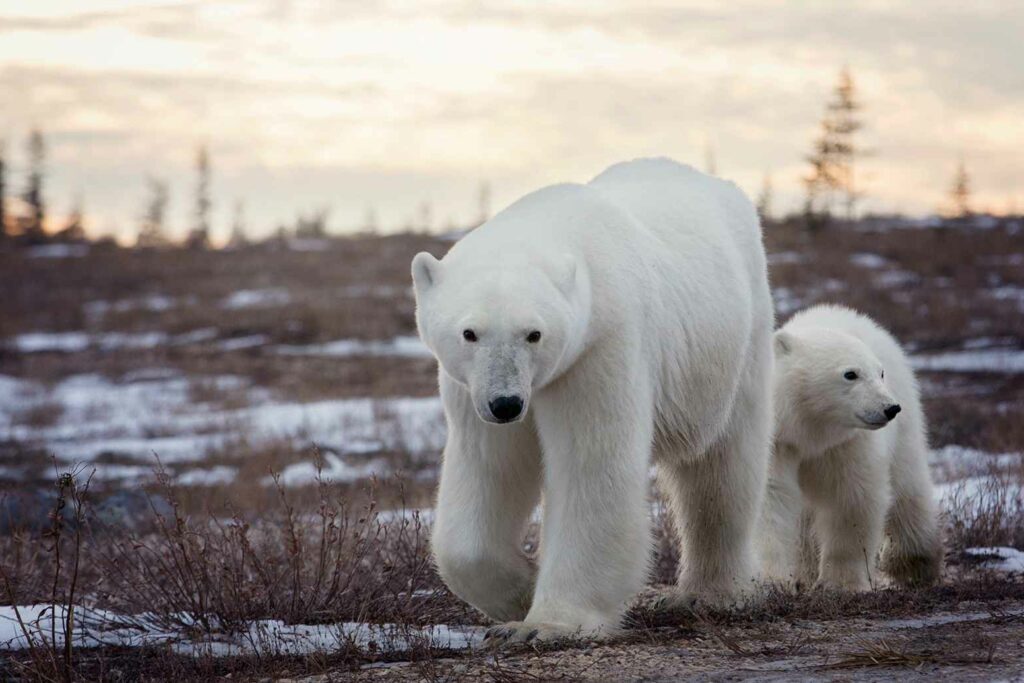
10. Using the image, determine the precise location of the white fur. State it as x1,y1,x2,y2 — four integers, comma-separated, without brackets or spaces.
412,158,774,641
760,304,942,591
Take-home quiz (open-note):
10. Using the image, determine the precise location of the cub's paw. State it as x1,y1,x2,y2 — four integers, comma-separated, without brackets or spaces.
812,576,872,592
652,585,759,614
882,552,942,588
648,589,699,615
481,621,585,649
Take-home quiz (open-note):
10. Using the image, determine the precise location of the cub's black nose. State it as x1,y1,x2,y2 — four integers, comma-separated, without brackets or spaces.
884,404,902,421
489,395,524,422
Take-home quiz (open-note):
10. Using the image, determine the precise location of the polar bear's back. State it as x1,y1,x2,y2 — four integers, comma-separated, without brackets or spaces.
588,158,759,244
588,157,767,296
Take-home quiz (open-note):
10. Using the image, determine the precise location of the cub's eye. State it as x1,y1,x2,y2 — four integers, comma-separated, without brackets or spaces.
844,371,858,381
881,370,885,379
462,329,477,342
526,330,542,343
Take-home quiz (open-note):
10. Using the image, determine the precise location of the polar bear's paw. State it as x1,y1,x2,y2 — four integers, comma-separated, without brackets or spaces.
649,584,760,616
881,551,942,588
481,621,588,649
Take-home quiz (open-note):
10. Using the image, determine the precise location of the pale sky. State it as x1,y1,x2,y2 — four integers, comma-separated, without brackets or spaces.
1,0,1022,242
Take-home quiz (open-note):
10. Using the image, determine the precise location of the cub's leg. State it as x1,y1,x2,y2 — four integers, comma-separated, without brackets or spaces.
432,374,542,622
800,438,891,591
881,431,943,586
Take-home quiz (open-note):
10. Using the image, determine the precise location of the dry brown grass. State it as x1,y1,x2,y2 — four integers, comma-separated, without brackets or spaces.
2,221,1024,680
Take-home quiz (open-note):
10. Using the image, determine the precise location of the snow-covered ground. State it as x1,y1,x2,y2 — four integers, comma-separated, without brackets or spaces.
5,329,431,358
27,244,90,259
963,547,1024,573
0,370,445,482
0,604,483,655
911,348,1024,373
276,335,430,358
221,288,291,309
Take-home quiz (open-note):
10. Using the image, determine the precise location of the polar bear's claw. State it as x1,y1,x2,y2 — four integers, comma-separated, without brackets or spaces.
481,622,581,649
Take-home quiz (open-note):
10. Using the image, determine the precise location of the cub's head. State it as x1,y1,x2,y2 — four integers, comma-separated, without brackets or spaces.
411,251,587,425
774,327,901,440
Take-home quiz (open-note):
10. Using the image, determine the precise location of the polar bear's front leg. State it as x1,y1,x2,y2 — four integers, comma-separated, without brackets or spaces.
800,440,891,591
432,376,542,622
484,350,653,645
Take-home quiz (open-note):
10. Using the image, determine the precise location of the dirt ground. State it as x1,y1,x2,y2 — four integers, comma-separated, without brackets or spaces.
310,598,1024,682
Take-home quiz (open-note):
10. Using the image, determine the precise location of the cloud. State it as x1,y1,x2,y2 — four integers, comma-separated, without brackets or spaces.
0,0,1021,238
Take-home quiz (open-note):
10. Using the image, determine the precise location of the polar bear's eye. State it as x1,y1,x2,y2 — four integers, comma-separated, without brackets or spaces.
843,371,858,381
526,330,542,343
462,329,478,342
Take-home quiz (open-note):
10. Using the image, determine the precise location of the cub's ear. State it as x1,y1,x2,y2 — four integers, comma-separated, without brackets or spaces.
554,253,577,297
774,330,797,356
411,252,442,293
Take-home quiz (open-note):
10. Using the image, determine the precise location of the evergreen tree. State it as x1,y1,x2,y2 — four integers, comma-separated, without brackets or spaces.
803,67,864,227
23,129,47,241
295,208,328,238
228,200,248,247
57,195,86,241
186,145,211,249
947,159,972,219
138,177,170,248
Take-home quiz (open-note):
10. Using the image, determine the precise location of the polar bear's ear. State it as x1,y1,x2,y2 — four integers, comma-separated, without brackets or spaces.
774,330,797,356
411,252,442,293
554,254,577,297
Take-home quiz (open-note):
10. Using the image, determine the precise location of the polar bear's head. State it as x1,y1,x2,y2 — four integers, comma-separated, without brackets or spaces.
774,327,901,447
411,251,588,425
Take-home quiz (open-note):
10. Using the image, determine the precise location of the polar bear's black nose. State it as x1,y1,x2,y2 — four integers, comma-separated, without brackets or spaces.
489,395,524,422
884,404,902,421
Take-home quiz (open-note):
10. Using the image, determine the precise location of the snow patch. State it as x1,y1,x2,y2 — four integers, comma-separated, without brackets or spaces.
176,466,237,486
276,336,431,358
964,547,1024,573
28,244,89,258
272,454,391,487
217,335,269,351
930,444,1021,482
221,288,291,309
911,349,1024,374
0,605,482,654
850,252,889,269
3,371,445,466
767,251,806,266
8,331,169,353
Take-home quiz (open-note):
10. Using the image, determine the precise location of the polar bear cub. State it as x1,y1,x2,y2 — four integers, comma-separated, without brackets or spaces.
760,304,942,590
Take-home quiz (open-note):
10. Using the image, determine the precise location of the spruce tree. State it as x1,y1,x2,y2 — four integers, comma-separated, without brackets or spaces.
947,159,972,219
803,67,864,227
23,129,47,241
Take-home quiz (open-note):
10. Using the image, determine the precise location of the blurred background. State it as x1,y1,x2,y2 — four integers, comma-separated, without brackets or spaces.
0,0,1022,575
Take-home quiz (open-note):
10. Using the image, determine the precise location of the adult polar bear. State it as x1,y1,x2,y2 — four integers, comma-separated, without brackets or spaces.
412,158,773,644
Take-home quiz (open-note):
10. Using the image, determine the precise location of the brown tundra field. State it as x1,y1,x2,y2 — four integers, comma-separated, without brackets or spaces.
1,218,1023,681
